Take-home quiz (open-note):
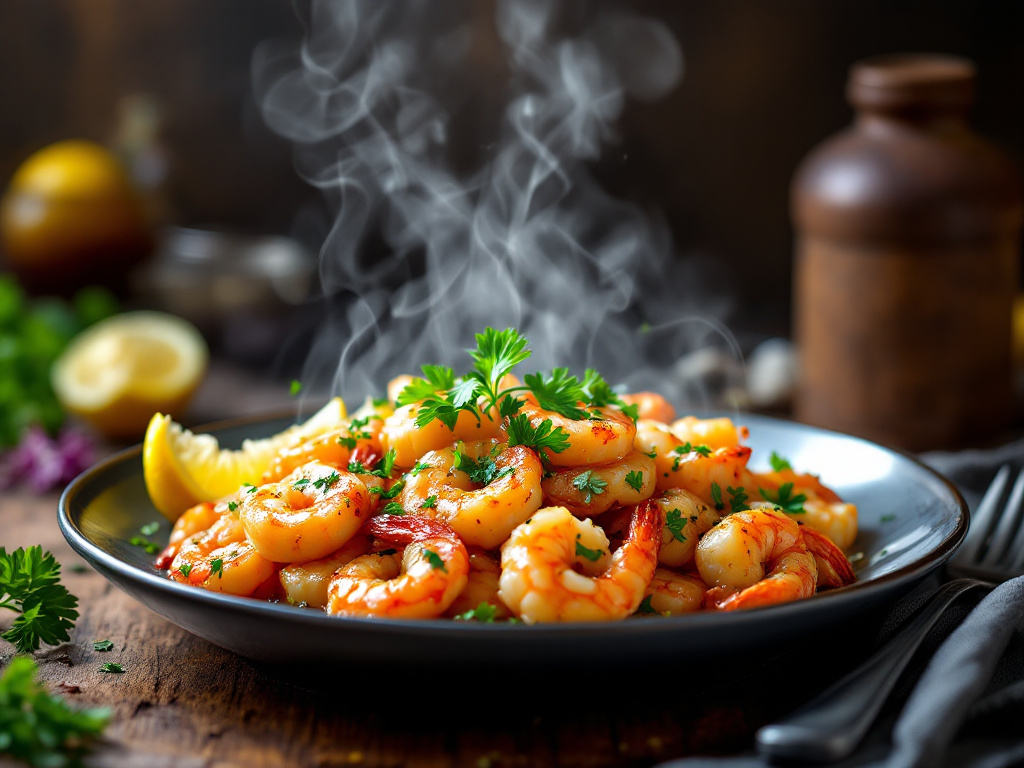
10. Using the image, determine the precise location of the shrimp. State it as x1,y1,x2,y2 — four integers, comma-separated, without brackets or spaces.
498,502,661,623
238,461,373,563
541,451,656,516
169,514,275,596
671,416,748,450
397,439,543,549
753,470,858,549
801,527,856,589
515,398,636,467
696,506,817,611
635,418,755,498
641,569,707,615
381,403,501,468
155,500,224,569
327,516,469,619
619,392,676,423
263,422,383,483
444,551,512,620
652,488,721,567
279,536,370,609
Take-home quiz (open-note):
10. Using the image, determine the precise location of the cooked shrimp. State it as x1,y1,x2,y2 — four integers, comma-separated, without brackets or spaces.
514,398,636,467
327,516,469,619
541,451,656,516
671,416,748,450
652,488,721,567
381,403,501,468
498,502,661,623
156,500,224,569
642,569,707,615
279,536,370,609
263,422,383,483
753,470,858,549
801,527,856,589
696,506,817,611
239,462,373,563
397,439,543,549
169,514,275,596
444,551,512,620
619,392,676,423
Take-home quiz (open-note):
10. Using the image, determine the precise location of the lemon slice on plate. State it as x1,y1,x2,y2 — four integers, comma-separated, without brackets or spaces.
52,311,208,440
143,397,347,521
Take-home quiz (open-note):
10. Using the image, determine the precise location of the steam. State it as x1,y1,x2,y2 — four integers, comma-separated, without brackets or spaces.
253,0,738,407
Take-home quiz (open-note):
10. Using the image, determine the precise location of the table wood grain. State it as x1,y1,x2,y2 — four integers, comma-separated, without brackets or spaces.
2,488,786,768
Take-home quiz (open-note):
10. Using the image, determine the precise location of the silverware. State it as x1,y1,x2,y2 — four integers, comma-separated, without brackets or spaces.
756,464,1024,762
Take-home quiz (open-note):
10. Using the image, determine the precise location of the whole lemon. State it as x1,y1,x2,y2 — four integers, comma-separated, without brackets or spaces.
0,140,152,295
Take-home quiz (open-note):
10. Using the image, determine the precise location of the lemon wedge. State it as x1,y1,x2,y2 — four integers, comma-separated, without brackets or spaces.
52,311,208,440
143,397,347,521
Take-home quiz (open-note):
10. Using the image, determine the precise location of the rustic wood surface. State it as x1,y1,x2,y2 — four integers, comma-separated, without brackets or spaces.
0,485,893,768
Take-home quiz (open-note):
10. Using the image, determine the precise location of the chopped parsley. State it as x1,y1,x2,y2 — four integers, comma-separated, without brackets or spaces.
92,640,114,652
312,471,341,491
372,397,390,408
710,482,725,511
671,442,713,471
227,501,238,513
506,414,571,454
381,502,405,515
129,536,160,556
242,482,257,494
0,546,78,654
210,558,224,579
99,663,124,674
574,534,603,562
139,522,159,536
769,451,793,472
410,461,431,476
759,482,808,514
422,549,447,572
727,485,750,513
453,449,514,486
635,595,656,615
455,602,499,623
292,478,311,489
572,470,608,503
643,448,658,459
370,480,405,499
625,470,644,492
178,563,193,578
421,495,438,509
665,508,687,543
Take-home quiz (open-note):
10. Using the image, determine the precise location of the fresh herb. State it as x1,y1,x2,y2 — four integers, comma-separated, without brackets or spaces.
381,502,405,515
453,449,514,486
759,482,808,515
574,534,603,562
348,416,373,440
337,434,357,450
370,480,405,500
139,522,159,536
242,482,257,494
129,536,160,556
505,414,571,454
618,402,640,423
92,640,114,652
665,509,687,543
572,470,608,504
372,397,390,408
410,461,431,476
671,442,713,471
523,369,588,420
312,471,341,491
422,549,447,572
710,482,724,511
455,602,498,623
227,501,238,513
210,558,224,579
421,495,438,509
292,478,311,489
289,380,302,396
499,394,523,418
625,471,644,492
0,546,79,653
0,656,110,766
727,485,750,513
769,451,792,472
880,514,896,523
643,449,657,459
349,448,397,479
99,663,124,674
635,595,656,615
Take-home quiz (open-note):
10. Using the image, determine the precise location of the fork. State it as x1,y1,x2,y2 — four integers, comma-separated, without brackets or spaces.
756,464,1024,762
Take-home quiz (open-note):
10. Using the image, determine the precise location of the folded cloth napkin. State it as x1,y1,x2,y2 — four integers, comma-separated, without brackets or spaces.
656,441,1024,768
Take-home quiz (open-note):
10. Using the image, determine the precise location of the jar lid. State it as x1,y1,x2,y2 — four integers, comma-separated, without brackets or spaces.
847,54,975,113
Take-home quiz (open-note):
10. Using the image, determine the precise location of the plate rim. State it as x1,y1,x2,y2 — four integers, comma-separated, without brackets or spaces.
57,410,969,638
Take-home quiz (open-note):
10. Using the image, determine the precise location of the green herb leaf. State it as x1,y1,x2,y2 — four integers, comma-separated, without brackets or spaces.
635,595,656,615
381,501,405,516
0,546,79,653
499,394,523,418
210,558,224,579
242,482,258,494
289,380,302,396
523,368,587,420
727,485,750,513
292,478,311,489
468,327,532,406
0,656,110,766
396,364,456,406
421,495,438,509
139,522,159,536
178,563,193,578
572,470,608,504
505,414,571,454
665,508,687,543
759,482,808,514
227,501,238,513
671,442,713,472
99,663,124,674
455,602,499,623
625,470,644,492
710,482,724,511
92,639,114,652
422,549,447,572
769,451,793,472
312,471,341,491
574,535,604,562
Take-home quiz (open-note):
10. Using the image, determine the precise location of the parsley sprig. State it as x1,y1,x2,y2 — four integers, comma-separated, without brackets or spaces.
760,482,808,514
0,656,110,767
0,546,78,654
572,470,608,504
665,508,688,543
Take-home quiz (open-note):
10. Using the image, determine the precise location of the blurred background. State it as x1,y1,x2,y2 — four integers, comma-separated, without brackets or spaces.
0,0,1022,468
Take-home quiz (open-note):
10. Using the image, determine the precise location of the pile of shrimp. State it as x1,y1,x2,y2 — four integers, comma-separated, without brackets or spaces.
157,376,857,623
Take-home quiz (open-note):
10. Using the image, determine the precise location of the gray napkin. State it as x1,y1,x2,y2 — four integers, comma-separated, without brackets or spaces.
656,442,1024,768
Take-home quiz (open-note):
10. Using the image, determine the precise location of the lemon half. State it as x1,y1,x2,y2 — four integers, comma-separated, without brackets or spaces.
53,311,208,440
143,397,347,521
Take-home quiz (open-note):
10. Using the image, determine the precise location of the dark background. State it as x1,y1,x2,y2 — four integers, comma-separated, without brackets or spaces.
1,0,1022,339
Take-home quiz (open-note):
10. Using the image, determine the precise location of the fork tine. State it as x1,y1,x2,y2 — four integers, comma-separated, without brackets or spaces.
980,466,1024,567
955,464,1011,564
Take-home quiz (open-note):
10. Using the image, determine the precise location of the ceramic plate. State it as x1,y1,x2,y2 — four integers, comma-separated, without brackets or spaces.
58,413,967,666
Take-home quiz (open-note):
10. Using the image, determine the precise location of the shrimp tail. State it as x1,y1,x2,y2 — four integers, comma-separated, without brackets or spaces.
801,526,856,589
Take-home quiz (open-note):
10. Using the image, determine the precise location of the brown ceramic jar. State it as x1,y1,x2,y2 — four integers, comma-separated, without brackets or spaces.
792,54,1023,451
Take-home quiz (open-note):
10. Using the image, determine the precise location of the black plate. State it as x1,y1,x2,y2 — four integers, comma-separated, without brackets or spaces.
58,413,967,665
